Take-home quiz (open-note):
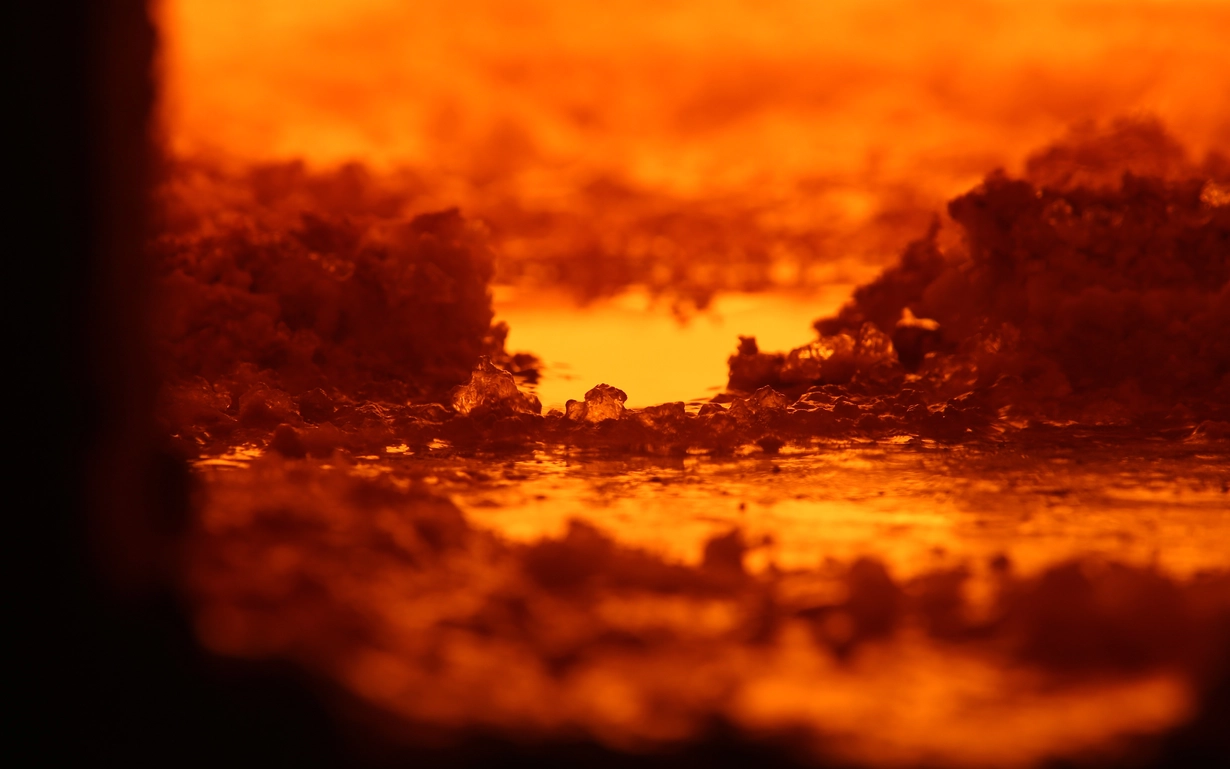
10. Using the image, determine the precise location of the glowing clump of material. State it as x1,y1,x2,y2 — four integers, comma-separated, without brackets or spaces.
450,356,542,416
815,120,1230,404
723,121,1230,437
730,322,902,392
566,383,629,423
729,386,791,422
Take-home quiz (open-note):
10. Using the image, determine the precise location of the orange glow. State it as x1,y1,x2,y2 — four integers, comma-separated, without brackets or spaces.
495,287,855,408
160,0,1230,188
154,1,1230,766
155,0,1230,332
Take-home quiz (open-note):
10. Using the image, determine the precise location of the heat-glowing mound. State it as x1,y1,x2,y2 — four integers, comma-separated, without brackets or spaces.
155,166,497,393
153,160,544,449
732,120,1230,435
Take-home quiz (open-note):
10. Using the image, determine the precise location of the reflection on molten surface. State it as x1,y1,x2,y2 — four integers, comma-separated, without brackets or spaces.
188,439,1230,767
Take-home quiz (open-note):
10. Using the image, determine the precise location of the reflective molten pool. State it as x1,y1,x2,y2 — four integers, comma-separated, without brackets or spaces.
183,297,1230,769
188,443,1230,767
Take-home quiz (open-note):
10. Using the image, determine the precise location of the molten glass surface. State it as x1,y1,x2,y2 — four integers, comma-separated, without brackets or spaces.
183,298,1230,767
189,435,1230,767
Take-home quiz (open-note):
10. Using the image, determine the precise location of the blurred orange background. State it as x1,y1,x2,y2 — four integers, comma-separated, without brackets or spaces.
158,0,1230,197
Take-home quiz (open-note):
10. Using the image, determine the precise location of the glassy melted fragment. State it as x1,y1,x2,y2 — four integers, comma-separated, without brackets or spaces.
450,356,543,417
566,383,629,423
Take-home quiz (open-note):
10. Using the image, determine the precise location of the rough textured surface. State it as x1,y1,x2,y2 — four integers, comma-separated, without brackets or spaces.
722,121,1230,433
151,159,543,416
816,121,1230,399
186,456,1230,768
